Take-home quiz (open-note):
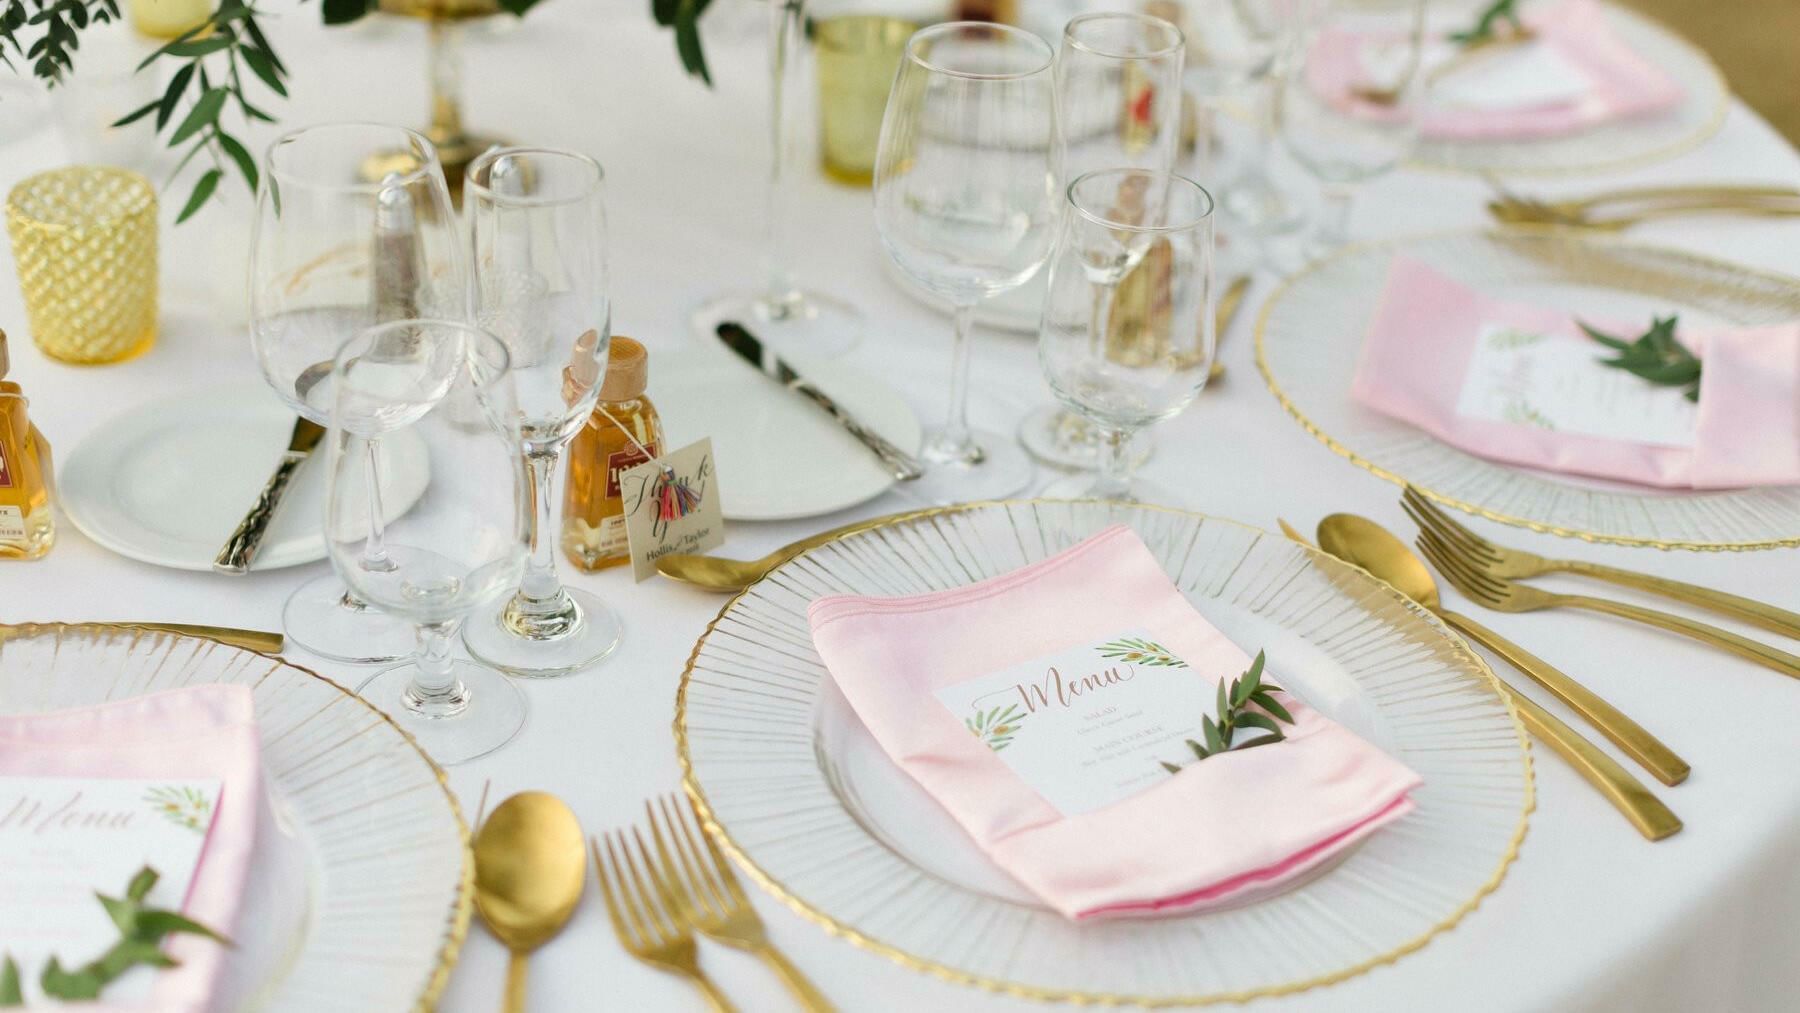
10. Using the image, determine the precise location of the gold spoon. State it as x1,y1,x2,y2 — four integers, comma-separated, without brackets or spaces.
1312,513,1682,840
657,506,943,593
475,792,588,1013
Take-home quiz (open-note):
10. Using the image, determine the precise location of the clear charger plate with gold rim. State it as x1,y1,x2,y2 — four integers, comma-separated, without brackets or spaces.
1257,230,1800,551
1413,1,1726,176
677,500,1533,1004
0,624,470,1011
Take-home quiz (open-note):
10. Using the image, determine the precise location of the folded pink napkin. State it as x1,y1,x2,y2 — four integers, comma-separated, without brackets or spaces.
0,685,263,1011
1305,0,1681,141
808,526,1421,921
1352,255,1800,489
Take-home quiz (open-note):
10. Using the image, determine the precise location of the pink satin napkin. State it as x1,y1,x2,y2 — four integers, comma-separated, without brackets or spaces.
1305,0,1681,141
0,685,264,1011
808,525,1421,921
1352,254,1800,489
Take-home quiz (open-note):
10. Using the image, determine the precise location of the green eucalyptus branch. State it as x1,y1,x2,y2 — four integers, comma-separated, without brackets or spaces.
1580,315,1702,402
1160,650,1294,774
0,0,121,82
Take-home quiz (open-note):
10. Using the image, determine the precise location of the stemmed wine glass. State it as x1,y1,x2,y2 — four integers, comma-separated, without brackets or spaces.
873,21,1061,504
1017,11,1184,473
1039,169,1215,503
459,146,620,678
249,122,466,664
690,0,861,358
1278,0,1426,260
326,320,530,765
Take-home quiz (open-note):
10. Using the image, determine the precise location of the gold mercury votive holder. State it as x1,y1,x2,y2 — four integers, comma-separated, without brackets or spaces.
816,15,917,186
5,166,158,364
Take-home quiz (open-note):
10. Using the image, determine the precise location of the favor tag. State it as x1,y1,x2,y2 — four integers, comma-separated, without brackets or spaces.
620,438,724,582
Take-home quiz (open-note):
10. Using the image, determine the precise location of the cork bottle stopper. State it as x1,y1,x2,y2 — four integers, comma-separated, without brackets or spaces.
599,336,649,401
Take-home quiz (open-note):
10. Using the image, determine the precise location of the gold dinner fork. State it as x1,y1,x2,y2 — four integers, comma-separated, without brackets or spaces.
592,827,736,1012
1412,522,1800,680
1403,488,1800,639
648,795,834,1012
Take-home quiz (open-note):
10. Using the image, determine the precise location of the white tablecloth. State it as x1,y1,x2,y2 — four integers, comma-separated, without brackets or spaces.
5,4,1800,1010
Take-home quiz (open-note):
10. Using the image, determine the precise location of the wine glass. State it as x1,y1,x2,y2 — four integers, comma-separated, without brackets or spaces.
1039,169,1215,503
250,122,466,664
326,320,530,765
459,146,621,678
690,0,862,358
873,21,1061,504
1018,11,1185,473
1278,0,1426,260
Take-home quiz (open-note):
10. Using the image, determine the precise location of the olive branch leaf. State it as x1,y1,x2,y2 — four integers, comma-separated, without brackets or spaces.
1159,650,1294,774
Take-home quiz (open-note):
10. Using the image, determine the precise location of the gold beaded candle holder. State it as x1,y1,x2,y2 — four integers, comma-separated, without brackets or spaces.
5,166,158,364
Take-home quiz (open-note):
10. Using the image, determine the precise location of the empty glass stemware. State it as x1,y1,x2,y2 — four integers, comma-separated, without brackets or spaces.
1018,11,1184,473
1039,169,1215,503
873,21,1061,504
327,319,530,765
459,146,621,678
249,122,466,664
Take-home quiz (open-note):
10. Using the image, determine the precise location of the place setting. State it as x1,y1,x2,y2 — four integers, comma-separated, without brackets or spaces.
4,0,1800,1010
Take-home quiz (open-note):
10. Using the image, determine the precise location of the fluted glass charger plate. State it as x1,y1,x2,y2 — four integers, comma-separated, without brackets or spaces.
1257,230,1800,550
0,624,469,1010
678,500,1532,1004
1413,2,1725,175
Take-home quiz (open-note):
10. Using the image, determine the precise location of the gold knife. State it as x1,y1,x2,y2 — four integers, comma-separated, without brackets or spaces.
0,621,283,654
214,416,326,575
1207,274,1252,382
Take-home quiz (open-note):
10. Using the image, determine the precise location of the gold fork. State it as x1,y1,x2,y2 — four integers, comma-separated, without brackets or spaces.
1403,488,1800,640
1485,177,1800,228
592,827,736,1012
648,795,834,1012
1411,521,1800,680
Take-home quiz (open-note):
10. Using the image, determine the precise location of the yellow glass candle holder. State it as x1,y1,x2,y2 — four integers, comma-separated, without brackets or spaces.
5,167,158,365
816,15,917,186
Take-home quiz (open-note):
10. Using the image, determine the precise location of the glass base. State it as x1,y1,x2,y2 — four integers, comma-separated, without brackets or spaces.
690,287,862,360
357,659,526,766
462,586,622,678
1017,406,1154,471
282,573,416,664
1041,471,1185,508
1222,174,1305,235
895,427,1034,505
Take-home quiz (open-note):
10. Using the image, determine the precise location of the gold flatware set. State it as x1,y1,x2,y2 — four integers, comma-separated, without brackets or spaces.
1486,179,1800,230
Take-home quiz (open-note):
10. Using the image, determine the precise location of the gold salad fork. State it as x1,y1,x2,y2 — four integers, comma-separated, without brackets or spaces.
1409,515,1800,680
648,795,833,1012
1403,488,1800,640
592,827,736,1012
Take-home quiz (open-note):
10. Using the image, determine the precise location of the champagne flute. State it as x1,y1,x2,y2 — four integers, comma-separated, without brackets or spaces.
873,21,1061,504
327,320,531,765
250,122,466,664
690,0,862,358
1018,11,1184,472
459,146,620,678
1039,169,1215,503
1278,0,1426,260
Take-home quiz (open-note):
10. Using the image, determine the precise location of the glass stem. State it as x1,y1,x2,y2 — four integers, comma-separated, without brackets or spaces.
1311,182,1354,258
927,302,981,463
762,0,805,314
1093,426,1136,501
358,438,396,574
518,447,564,606
403,619,469,718
427,18,465,147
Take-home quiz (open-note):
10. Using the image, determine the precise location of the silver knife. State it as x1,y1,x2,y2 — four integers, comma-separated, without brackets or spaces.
213,417,327,575
716,322,923,481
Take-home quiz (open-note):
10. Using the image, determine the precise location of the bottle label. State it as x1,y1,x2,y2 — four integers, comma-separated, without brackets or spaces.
0,506,22,540
605,442,659,499
0,439,12,489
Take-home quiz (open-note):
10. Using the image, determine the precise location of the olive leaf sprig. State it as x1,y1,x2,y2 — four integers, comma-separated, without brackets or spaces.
1448,0,1526,48
0,0,121,81
1579,315,1702,402
1160,650,1294,774
0,865,228,1005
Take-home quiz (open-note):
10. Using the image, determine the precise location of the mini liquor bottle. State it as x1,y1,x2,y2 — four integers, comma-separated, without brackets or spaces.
0,330,54,559
562,337,664,571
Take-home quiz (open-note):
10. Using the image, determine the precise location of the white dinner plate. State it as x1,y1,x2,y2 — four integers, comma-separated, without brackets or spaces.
60,387,430,572
652,347,922,521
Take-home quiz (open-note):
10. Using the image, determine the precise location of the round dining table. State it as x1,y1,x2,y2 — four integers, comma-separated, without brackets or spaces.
4,4,1800,1010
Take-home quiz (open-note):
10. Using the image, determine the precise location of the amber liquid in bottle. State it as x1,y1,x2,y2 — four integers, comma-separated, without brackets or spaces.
0,331,54,559
562,337,664,571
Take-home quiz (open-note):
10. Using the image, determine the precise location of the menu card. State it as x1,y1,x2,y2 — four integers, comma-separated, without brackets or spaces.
1454,322,1699,448
0,776,223,1003
1429,39,1594,111
934,630,1219,817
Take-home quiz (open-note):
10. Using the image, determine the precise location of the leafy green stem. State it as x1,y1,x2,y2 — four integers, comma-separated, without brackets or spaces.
1161,650,1295,773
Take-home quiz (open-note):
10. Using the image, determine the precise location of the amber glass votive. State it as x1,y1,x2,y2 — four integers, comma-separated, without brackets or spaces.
816,15,917,186
5,167,158,364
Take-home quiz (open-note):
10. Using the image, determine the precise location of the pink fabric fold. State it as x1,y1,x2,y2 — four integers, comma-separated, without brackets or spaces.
808,526,1422,921
1305,0,1682,141
0,685,263,1011
1352,254,1800,489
